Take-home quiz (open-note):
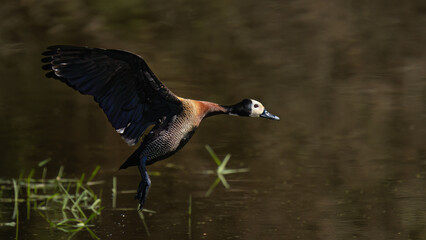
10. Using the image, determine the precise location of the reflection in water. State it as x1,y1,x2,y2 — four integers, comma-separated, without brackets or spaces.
0,0,425,239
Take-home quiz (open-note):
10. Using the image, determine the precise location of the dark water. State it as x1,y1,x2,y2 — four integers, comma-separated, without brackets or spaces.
1,0,426,239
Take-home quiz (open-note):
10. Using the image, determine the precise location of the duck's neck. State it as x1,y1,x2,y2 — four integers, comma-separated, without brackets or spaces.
196,101,229,119
218,100,251,117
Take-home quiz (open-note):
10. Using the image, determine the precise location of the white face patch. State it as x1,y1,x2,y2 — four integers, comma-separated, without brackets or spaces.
249,99,265,117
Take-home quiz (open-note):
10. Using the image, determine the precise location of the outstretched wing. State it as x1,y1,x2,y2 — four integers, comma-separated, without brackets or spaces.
42,45,182,145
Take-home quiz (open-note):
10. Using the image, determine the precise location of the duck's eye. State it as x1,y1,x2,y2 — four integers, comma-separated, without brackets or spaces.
254,104,259,108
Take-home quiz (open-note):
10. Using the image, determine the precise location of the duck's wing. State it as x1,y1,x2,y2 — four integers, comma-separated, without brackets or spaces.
42,45,183,146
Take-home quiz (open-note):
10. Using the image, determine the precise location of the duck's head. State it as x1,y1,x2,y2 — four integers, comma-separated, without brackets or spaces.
227,99,280,120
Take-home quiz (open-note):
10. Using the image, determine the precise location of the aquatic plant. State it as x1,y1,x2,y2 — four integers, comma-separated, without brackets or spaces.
0,159,104,240
204,145,250,196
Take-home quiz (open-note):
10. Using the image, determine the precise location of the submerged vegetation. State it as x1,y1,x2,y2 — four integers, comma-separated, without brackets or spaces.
0,158,104,239
0,146,249,239
204,145,250,197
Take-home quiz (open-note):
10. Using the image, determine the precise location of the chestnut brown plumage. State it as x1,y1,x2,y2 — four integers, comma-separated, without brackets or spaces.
42,45,279,210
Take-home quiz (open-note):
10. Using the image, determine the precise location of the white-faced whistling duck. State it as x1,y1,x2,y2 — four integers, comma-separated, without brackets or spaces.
42,45,280,210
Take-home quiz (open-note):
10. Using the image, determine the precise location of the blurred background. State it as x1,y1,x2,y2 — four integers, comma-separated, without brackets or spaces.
0,0,425,239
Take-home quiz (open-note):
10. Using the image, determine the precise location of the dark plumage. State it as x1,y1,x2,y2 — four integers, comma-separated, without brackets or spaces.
42,45,279,210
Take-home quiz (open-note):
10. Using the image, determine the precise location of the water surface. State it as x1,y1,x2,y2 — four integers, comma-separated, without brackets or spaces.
0,0,425,239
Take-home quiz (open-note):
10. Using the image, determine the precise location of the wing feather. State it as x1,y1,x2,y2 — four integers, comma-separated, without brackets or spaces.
42,45,182,145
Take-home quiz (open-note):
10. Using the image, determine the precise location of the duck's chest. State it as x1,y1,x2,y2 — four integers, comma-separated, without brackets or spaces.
164,113,198,148
143,108,201,163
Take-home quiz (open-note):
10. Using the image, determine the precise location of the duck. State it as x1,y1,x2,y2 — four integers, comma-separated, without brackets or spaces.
42,45,279,210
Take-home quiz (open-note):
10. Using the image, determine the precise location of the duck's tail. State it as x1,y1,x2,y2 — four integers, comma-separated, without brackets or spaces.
119,147,143,169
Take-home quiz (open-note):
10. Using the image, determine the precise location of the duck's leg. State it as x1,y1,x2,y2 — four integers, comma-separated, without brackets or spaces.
135,156,151,210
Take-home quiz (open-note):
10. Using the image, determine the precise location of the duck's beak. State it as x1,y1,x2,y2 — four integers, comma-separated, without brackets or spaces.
260,109,280,120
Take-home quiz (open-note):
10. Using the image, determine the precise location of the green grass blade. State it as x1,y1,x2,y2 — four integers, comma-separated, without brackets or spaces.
26,168,35,220
57,166,64,180
217,154,231,174
41,167,47,194
112,176,117,208
72,191,87,212
90,199,102,214
222,168,250,174
218,173,230,189
87,166,101,183
57,182,87,219
205,145,221,166
84,211,98,224
138,210,151,237
12,179,19,240
205,177,221,197
15,214,19,240
38,158,52,167
12,177,19,208
85,226,100,240
76,173,85,195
